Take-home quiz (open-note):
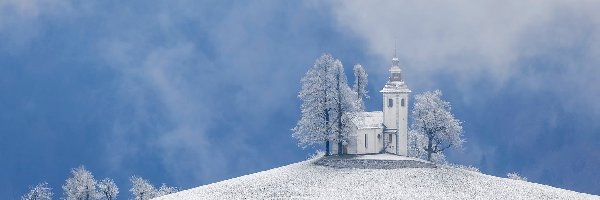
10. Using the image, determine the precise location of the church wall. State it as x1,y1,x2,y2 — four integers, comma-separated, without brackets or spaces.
382,92,409,156
330,140,338,155
385,133,396,154
398,93,409,156
329,136,358,155
382,93,399,130
354,128,381,154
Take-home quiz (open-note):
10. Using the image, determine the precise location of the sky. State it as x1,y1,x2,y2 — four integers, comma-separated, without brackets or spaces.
1,0,599,199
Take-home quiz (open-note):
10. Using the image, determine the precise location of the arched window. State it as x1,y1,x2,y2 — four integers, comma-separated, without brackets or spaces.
388,98,393,107
401,98,405,107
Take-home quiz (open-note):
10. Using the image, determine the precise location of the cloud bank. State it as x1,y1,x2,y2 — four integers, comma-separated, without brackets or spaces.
1,0,345,192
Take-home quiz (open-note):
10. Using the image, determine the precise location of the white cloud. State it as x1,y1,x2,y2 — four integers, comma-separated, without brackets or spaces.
100,38,228,184
94,1,319,186
0,0,73,50
332,1,600,93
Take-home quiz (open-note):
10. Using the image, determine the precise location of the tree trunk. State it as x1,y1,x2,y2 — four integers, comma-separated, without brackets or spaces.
357,79,361,100
325,141,330,156
426,135,433,161
337,112,343,156
338,141,343,155
325,107,331,156
336,72,344,156
427,149,432,161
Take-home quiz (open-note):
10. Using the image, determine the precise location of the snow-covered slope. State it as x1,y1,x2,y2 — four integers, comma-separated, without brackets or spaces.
157,155,598,200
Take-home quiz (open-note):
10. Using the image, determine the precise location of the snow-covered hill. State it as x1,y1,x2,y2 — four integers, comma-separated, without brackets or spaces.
157,154,598,200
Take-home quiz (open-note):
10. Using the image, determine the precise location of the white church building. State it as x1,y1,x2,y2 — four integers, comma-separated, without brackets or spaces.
331,55,411,156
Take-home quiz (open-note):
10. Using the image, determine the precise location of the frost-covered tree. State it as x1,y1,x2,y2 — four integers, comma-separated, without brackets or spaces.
62,166,98,200
156,183,178,196
293,54,358,156
352,64,369,111
408,129,427,158
130,176,177,200
410,90,464,161
97,178,118,200
293,54,334,155
408,129,447,164
22,182,53,200
130,176,156,200
329,60,358,155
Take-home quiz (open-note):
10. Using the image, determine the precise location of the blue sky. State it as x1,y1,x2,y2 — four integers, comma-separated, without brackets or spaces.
1,0,599,199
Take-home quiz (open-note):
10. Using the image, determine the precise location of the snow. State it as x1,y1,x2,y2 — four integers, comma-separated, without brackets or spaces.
353,153,424,161
353,111,383,129
156,155,598,200
352,64,369,111
314,154,436,169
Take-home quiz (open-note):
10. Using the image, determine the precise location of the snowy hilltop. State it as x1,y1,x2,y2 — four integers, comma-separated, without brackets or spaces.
156,154,598,200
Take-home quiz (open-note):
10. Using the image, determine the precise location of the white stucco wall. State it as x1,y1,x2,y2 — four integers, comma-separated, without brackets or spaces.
384,132,394,154
382,92,409,156
382,93,398,130
355,128,382,154
397,93,409,156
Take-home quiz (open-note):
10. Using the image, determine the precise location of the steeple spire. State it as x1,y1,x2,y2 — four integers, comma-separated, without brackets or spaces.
392,39,400,67
394,39,397,58
389,41,402,82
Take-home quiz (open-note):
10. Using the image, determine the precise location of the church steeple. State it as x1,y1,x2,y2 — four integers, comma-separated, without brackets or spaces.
389,56,402,83
380,46,411,156
387,40,403,83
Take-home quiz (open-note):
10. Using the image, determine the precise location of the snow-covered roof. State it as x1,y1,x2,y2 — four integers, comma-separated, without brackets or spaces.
354,111,383,129
380,81,411,93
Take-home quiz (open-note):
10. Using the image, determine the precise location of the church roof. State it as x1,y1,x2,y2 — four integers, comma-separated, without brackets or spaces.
354,111,384,129
380,81,411,93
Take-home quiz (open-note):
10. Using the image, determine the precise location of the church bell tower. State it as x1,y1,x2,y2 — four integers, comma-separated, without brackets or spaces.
380,50,411,156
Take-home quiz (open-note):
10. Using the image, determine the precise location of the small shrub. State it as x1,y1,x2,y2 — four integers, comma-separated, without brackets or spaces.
307,150,325,160
507,172,527,181
457,165,480,173
444,163,480,173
